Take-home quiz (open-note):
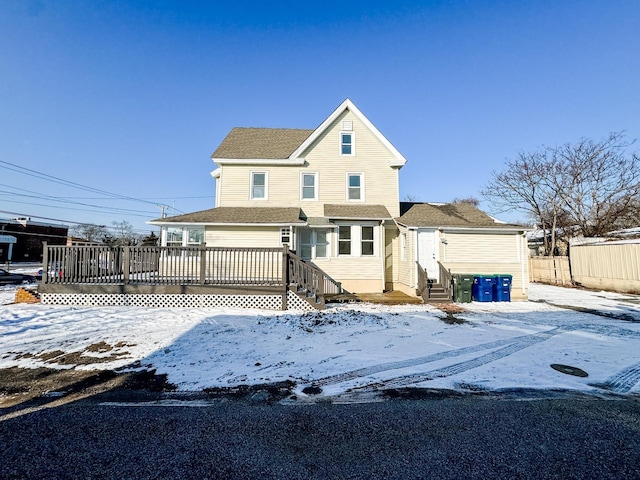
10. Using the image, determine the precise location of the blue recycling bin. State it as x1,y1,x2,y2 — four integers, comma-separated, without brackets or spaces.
493,274,513,302
472,275,495,302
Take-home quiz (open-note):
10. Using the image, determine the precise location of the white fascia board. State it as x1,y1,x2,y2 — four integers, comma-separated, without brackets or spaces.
289,99,408,167
211,168,221,179
148,221,306,227
212,158,306,166
438,226,528,234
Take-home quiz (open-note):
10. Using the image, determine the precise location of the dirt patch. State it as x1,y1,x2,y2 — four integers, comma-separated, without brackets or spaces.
7,342,135,367
433,303,468,324
0,367,175,408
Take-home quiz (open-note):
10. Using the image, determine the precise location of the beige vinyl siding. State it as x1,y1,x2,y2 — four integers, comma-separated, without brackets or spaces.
395,226,416,289
205,226,282,248
440,231,522,263
439,231,529,300
216,110,401,217
385,225,398,289
313,257,383,293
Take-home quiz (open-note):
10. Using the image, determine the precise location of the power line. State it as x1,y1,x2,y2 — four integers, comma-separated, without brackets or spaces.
0,186,158,216
0,160,164,207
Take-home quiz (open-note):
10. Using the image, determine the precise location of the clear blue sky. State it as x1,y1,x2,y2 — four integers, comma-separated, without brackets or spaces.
1,0,639,235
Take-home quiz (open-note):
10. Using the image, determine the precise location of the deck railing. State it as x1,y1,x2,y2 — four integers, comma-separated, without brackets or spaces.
41,243,342,309
43,244,285,286
415,261,452,301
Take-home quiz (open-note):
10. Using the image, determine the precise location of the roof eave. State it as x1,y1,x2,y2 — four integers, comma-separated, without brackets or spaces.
212,158,306,166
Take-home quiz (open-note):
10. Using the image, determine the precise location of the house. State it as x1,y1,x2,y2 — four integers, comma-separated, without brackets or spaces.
149,99,529,301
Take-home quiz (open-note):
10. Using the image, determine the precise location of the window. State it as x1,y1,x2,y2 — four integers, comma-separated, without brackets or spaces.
338,226,351,255
280,227,291,246
337,224,376,257
299,229,312,259
301,172,317,200
187,227,204,246
347,173,363,201
298,228,329,259
361,226,374,256
341,132,353,155
315,230,328,258
251,172,267,199
166,227,183,248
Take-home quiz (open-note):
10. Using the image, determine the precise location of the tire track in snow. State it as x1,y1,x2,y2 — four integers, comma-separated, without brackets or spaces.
310,328,560,387
592,361,640,394
350,329,559,391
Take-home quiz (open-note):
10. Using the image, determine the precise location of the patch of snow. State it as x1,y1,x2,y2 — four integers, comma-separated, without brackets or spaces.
1,283,640,398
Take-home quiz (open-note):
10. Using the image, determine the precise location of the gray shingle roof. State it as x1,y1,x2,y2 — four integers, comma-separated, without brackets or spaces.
150,207,305,225
397,202,522,228
324,204,392,220
211,128,314,159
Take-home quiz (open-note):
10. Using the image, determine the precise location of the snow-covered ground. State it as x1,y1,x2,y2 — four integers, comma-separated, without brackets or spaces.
1,276,640,399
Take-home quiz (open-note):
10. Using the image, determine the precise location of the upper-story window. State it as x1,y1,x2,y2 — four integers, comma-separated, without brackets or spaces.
340,132,354,155
347,173,364,201
251,172,267,200
301,172,318,200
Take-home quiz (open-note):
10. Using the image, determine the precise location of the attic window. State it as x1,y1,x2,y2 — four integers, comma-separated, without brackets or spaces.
340,132,354,155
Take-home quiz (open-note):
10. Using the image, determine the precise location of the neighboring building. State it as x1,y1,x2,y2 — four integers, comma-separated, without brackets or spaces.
149,99,529,299
0,218,69,263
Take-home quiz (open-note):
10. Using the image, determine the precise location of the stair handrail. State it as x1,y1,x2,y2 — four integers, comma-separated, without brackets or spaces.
415,261,431,301
437,261,453,300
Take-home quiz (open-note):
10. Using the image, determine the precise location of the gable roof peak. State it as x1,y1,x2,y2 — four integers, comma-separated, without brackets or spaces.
289,99,407,167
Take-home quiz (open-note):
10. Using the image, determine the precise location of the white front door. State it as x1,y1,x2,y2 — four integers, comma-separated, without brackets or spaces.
417,229,439,281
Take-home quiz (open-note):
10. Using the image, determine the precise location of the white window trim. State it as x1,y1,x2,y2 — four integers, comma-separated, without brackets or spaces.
162,226,205,247
300,172,318,201
250,171,268,200
298,228,330,259
346,172,365,202
336,222,378,257
340,131,355,156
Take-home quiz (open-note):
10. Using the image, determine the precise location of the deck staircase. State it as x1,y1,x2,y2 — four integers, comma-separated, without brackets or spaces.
287,252,344,310
416,262,453,304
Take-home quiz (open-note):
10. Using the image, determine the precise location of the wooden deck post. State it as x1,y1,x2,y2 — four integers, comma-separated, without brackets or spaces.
199,243,206,285
123,247,130,284
282,245,289,310
42,242,48,285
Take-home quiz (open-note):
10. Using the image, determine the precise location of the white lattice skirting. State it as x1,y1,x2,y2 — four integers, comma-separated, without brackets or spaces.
40,291,314,311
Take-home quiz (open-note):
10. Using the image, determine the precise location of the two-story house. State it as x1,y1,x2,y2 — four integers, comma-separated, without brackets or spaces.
149,99,530,300
150,99,405,294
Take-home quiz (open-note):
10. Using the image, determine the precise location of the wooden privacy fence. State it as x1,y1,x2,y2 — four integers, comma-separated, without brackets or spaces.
528,256,571,285
41,243,344,309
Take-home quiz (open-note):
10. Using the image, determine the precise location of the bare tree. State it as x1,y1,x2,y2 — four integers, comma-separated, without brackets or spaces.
452,197,480,207
106,221,140,246
71,223,107,243
482,132,640,255
553,133,640,237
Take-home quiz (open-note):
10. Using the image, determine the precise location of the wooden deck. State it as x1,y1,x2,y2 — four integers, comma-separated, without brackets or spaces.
328,291,423,305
